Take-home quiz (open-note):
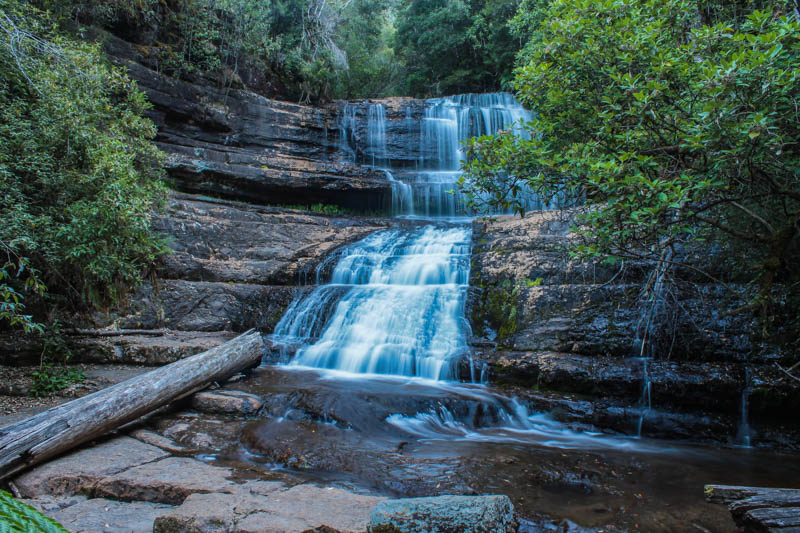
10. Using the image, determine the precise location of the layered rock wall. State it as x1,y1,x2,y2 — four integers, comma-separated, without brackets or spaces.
468,212,800,446
103,33,398,211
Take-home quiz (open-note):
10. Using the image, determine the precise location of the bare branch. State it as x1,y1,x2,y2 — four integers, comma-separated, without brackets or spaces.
775,362,800,384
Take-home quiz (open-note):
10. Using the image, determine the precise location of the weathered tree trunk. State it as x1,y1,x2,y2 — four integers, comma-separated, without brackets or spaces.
705,484,800,532
0,330,263,480
705,485,800,505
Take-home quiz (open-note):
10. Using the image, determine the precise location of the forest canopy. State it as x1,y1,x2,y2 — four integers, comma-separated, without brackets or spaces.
31,0,524,101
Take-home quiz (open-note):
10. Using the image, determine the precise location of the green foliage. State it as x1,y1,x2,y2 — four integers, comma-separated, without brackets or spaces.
486,279,520,340
0,239,46,334
394,0,522,97
0,0,167,331
333,0,404,98
28,320,84,397
462,0,800,317
31,365,85,397
0,489,69,532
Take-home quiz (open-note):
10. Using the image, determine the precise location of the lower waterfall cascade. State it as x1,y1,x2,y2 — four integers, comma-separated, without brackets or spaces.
275,226,470,380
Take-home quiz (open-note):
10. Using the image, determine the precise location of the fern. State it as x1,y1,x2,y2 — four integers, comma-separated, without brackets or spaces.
0,490,69,533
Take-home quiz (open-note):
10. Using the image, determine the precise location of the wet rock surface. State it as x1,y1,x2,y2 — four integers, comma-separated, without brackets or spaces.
9,365,800,533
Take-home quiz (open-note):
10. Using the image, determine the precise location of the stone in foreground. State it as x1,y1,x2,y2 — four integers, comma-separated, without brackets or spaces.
13,437,169,497
369,495,516,533
154,483,386,533
93,456,235,504
42,498,173,533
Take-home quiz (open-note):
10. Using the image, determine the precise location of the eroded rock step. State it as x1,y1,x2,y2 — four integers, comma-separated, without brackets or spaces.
15,436,385,532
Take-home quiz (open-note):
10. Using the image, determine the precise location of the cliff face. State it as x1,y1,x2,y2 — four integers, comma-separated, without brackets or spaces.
102,34,395,212
468,212,800,446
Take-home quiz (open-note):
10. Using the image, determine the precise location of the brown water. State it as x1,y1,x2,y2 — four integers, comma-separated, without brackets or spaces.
189,365,800,533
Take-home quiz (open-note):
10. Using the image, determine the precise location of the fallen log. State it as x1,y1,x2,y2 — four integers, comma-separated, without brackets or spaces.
731,492,800,523
0,330,263,480
741,506,800,532
704,485,800,505
705,485,800,532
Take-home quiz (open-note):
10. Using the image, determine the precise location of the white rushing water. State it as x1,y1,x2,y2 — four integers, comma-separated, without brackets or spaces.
275,226,471,380
338,92,536,217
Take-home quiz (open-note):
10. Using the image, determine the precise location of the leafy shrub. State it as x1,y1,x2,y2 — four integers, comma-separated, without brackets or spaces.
0,489,69,532
462,0,800,320
0,0,168,331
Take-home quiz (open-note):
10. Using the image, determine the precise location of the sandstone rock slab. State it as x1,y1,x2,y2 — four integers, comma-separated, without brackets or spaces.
46,497,173,533
93,456,235,504
154,483,385,533
369,494,516,533
14,437,169,497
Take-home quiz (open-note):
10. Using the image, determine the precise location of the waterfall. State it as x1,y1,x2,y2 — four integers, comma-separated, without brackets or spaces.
336,93,536,217
267,92,648,450
636,357,652,438
383,170,414,215
367,103,387,167
736,368,754,447
413,93,531,216
338,102,358,163
283,226,471,380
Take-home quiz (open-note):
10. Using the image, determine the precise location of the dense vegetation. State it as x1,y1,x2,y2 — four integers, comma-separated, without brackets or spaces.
461,0,800,344
0,0,167,335
31,0,524,101
394,0,522,96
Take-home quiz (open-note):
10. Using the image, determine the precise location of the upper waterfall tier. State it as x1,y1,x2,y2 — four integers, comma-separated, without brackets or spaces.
336,93,536,217
273,225,472,379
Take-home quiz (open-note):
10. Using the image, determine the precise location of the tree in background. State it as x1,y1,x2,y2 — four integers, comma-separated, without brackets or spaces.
0,0,167,333
393,0,521,97
461,0,800,340
334,0,404,98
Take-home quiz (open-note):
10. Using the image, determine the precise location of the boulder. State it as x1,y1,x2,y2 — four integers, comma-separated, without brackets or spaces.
192,390,264,415
368,495,516,533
